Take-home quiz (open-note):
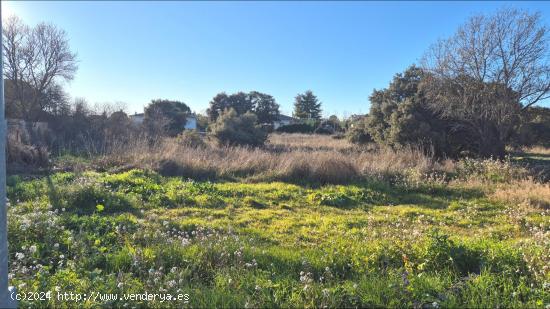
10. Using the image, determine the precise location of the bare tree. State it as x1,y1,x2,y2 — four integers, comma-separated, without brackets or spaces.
2,16,77,120
422,8,550,158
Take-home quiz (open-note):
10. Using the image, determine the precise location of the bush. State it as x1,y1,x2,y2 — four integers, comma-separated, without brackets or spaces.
346,118,373,144
314,123,334,135
275,123,316,134
175,130,206,148
209,109,267,147
7,137,49,169
512,107,550,147
363,66,477,158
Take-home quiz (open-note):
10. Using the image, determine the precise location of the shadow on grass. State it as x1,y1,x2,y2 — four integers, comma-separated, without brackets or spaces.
368,182,486,210
45,171,141,217
46,174,63,210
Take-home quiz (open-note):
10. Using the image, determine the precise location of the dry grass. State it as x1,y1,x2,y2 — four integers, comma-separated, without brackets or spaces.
267,133,357,151
522,145,550,156
491,180,550,210
99,133,449,184
67,133,549,187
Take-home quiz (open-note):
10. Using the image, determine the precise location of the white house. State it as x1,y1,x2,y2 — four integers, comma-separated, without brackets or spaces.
273,114,299,129
130,113,197,130
184,115,197,130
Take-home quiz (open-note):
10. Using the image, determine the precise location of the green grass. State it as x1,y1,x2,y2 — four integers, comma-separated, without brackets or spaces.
7,169,549,307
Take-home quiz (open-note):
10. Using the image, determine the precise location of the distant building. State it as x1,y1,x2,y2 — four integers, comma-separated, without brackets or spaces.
184,115,197,130
130,113,197,130
129,113,145,125
273,114,299,129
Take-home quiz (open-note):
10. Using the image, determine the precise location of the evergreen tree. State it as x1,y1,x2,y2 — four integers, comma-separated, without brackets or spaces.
293,90,322,119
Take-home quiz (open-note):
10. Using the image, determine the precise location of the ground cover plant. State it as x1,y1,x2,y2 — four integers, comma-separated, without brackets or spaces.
6,134,549,308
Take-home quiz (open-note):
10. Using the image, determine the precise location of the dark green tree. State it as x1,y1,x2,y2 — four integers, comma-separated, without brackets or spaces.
206,93,231,122
144,99,191,137
207,91,279,124
293,90,322,120
207,92,253,121
364,66,458,156
209,108,267,147
249,91,280,124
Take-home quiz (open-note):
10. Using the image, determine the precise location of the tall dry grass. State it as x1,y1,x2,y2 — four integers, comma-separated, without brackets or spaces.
491,180,550,210
98,133,452,184
522,145,550,156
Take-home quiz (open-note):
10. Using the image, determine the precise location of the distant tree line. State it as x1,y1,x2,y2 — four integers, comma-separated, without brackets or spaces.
4,8,550,157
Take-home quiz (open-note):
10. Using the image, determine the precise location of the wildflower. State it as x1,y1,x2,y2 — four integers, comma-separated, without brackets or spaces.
255,285,261,291
432,302,439,308
322,289,329,297
15,252,24,260
54,243,60,249
117,282,124,289
29,245,37,254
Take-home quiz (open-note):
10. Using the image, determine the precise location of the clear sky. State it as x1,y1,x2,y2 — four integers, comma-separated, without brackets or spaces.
3,1,550,117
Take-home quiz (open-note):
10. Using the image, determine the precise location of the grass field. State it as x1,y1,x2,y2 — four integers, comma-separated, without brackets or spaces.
6,135,550,308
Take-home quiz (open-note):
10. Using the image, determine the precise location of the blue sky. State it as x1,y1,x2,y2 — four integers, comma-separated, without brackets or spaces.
4,1,550,117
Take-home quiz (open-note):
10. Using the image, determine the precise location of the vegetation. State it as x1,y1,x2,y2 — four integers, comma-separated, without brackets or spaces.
7,135,549,307
293,90,322,120
143,99,192,137
346,116,372,145
206,91,280,124
3,16,77,121
209,109,268,147
4,6,550,308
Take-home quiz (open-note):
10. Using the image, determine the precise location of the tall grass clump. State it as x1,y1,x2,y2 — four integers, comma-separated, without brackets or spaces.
89,134,456,185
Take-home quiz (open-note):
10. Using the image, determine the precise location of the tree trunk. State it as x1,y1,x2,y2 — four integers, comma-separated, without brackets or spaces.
478,124,506,159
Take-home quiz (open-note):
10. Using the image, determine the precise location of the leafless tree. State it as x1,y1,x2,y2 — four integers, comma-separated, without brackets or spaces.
2,16,77,120
422,8,550,158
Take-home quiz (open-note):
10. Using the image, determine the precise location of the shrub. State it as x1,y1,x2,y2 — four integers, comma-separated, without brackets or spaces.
313,123,334,135
7,137,49,169
346,118,373,145
455,158,527,183
175,130,206,148
275,123,316,134
209,109,267,147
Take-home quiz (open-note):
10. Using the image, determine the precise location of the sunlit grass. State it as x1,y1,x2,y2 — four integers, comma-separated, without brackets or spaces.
6,168,549,307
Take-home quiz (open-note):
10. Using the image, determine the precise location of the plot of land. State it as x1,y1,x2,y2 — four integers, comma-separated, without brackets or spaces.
7,161,549,307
